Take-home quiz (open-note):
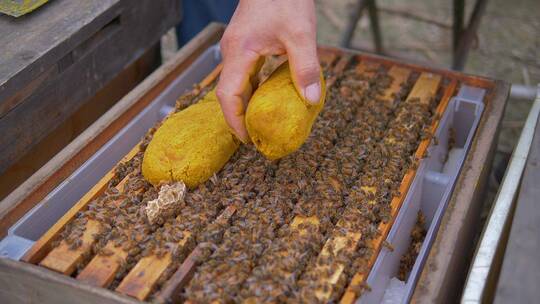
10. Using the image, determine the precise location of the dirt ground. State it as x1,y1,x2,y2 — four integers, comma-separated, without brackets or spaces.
314,0,539,217
162,0,539,217
316,0,539,153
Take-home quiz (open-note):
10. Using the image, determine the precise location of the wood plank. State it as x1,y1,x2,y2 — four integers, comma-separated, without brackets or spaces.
413,79,457,160
150,205,237,303
340,77,455,304
75,241,129,288
291,216,320,234
314,233,362,300
0,258,139,304
115,232,193,300
381,66,411,102
330,45,495,90
406,72,442,104
194,63,223,95
0,0,181,176
0,0,120,103
38,177,131,274
39,219,103,275
318,49,338,68
0,45,160,201
21,147,140,264
153,247,203,304
356,60,380,75
318,46,494,90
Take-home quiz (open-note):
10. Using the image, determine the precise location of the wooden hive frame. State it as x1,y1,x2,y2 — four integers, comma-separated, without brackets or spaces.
75,64,224,293
0,23,509,304
21,50,314,292
21,62,224,295
161,59,451,304
18,49,491,303
306,72,449,303
20,49,340,303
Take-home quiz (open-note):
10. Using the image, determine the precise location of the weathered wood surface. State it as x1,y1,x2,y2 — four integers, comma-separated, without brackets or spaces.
494,118,540,304
0,44,160,201
40,219,105,275
36,177,135,275
412,81,509,303
76,240,130,288
115,232,193,300
154,247,203,304
117,205,236,301
22,148,138,265
0,23,226,240
0,257,140,304
0,0,181,176
0,0,118,102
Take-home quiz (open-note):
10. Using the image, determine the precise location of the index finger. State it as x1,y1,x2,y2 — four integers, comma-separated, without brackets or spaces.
216,49,262,143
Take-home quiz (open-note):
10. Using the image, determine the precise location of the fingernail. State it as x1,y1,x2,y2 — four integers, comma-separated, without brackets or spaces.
229,127,248,144
229,120,250,144
236,129,250,144
303,82,321,104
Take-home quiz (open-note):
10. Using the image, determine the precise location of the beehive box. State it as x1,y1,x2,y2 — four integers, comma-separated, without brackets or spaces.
0,0,181,199
0,24,508,303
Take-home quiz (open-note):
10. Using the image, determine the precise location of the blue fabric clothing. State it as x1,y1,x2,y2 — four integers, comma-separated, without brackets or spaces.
176,0,238,47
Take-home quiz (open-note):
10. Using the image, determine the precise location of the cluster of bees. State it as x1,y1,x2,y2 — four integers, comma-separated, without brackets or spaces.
297,76,435,301
58,89,214,279
398,211,427,281
52,57,437,303
182,65,362,302
235,68,414,303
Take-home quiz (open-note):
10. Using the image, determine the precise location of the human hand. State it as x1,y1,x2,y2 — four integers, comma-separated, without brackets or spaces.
216,0,321,142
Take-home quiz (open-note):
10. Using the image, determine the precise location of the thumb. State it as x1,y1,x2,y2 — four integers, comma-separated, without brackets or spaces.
285,42,322,105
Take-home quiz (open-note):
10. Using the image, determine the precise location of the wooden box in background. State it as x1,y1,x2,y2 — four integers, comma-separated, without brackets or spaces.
0,0,181,199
